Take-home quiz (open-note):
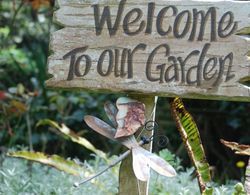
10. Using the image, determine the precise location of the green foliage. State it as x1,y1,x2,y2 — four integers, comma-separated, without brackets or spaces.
156,97,250,182
171,98,213,194
0,155,118,195
151,149,245,195
159,148,183,171
0,2,50,86
0,1,116,158
37,119,107,159
0,149,243,195
232,183,246,195
7,151,85,176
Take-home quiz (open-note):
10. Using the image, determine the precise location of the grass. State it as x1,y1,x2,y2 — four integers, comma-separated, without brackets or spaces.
0,148,244,195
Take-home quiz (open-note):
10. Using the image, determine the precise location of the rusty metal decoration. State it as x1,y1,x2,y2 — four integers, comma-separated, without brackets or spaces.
115,97,146,138
74,97,176,187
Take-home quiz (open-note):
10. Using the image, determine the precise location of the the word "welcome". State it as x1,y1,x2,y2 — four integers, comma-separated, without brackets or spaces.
92,0,237,41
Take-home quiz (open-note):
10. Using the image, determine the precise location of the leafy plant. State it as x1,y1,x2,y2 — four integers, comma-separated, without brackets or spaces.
0,153,118,195
37,119,107,159
221,139,250,194
0,148,244,195
171,97,213,194
7,120,108,177
8,151,85,176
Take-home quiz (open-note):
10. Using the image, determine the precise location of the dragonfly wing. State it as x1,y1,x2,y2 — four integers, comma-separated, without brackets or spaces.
84,115,116,141
137,147,177,177
132,147,150,181
104,101,118,128
84,115,137,149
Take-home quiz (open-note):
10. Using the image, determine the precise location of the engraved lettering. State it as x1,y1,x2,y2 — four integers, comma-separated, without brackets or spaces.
63,47,90,81
146,44,170,82
173,10,191,39
218,12,238,38
123,8,145,35
189,7,217,41
92,0,126,36
97,49,114,76
157,6,177,36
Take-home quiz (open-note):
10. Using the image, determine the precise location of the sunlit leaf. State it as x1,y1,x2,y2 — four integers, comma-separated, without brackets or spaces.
10,100,27,113
221,139,250,156
0,27,10,38
37,119,107,159
7,151,84,176
171,97,213,195
232,183,247,195
17,83,25,95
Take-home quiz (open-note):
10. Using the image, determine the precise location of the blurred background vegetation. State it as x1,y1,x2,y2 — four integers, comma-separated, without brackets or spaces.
0,0,249,190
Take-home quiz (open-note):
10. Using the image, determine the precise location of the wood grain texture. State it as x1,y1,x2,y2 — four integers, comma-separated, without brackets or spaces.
47,0,250,101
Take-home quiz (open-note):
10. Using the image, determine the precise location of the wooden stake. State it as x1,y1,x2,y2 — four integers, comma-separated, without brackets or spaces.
119,96,158,195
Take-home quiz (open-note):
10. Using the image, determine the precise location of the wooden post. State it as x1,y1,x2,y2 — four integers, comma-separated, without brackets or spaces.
119,96,158,195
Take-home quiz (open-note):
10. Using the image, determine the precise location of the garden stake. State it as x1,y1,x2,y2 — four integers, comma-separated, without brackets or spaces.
74,97,176,190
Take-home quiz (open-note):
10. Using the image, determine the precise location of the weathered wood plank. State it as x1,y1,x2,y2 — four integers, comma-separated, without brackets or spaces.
47,27,250,101
47,0,250,101
54,0,250,31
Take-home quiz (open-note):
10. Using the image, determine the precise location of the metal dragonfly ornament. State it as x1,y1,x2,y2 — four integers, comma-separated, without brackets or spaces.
74,97,176,187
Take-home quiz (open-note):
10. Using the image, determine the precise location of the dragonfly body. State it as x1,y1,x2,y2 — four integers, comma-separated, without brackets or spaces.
83,97,176,182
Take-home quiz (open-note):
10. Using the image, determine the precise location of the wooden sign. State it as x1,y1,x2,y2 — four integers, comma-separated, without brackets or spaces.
47,0,250,101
